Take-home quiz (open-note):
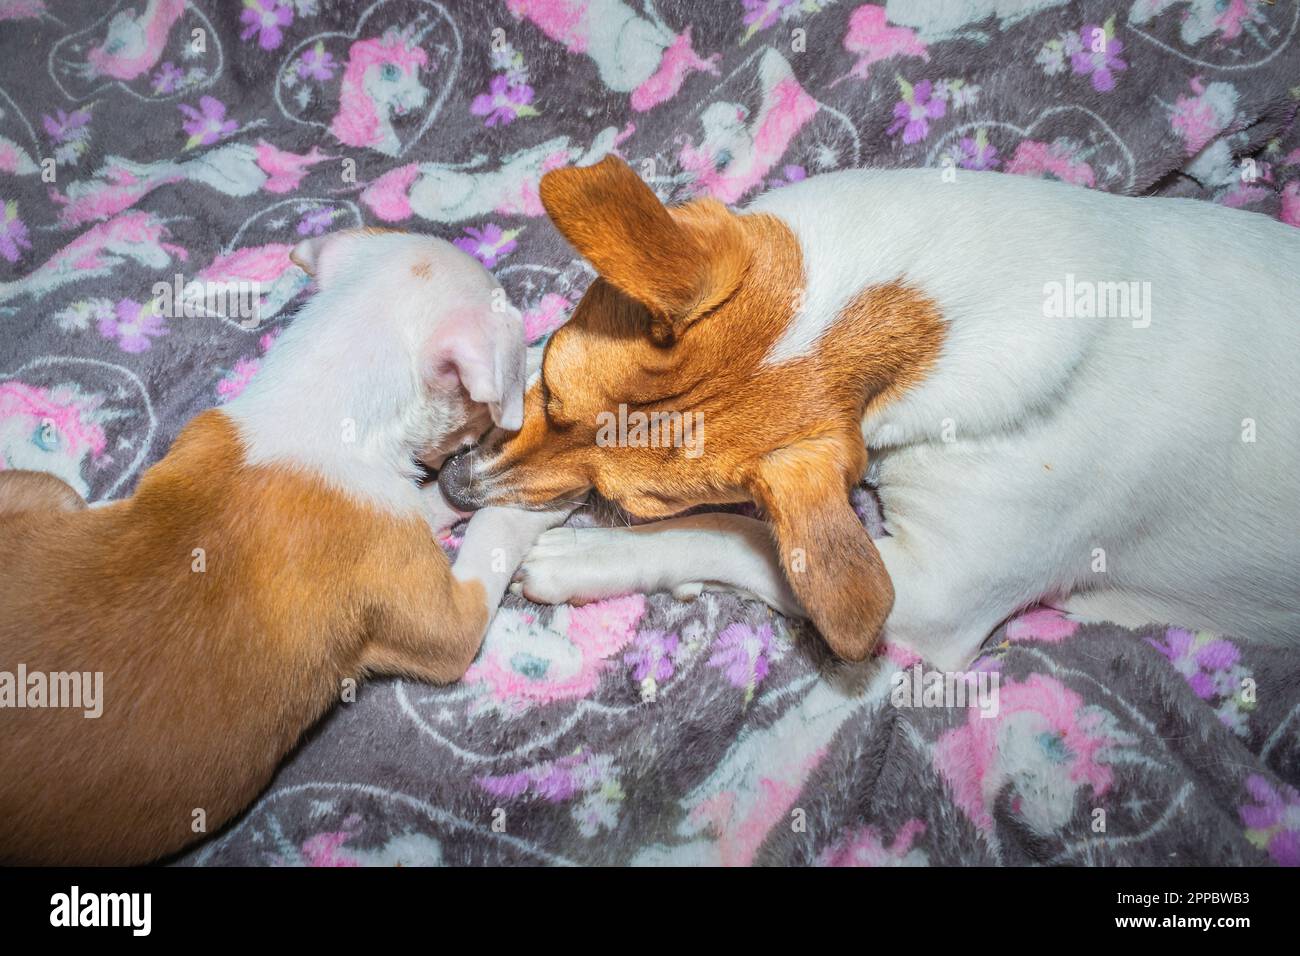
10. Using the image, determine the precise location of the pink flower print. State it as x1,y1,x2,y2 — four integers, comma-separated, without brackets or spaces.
887,77,945,145
933,674,1118,834
1240,775,1300,866
817,819,928,867
217,356,260,402
1281,181,1300,228
255,141,328,193
843,4,928,82
471,75,536,127
296,206,336,236
361,163,420,222
1005,607,1079,644
217,331,277,402
152,61,184,94
709,622,773,700
1170,77,1238,156
97,299,168,353
625,629,679,682
453,223,519,268
522,292,571,343
1070,23,1126,93
1005,139,1096,187
240,0,294,51
466,596,647,711
630,28,719,112
297,42,336,82
300,830,361,867
0,200,31,263
180,97,237,149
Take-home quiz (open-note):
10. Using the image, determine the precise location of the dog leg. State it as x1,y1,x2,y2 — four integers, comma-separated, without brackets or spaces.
0,470,87,515
363,505,575,683
515,513,803,617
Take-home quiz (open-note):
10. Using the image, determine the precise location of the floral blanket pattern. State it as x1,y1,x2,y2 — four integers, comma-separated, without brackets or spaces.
1,0,1297,866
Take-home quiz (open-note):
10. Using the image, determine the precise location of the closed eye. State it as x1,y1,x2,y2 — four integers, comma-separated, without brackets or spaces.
540,372,570,426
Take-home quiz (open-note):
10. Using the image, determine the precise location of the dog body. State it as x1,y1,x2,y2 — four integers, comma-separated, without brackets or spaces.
0,231,562,864
440,158,1300,667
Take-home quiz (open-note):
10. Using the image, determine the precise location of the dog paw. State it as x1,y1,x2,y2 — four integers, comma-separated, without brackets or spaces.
671,582,705,602
515,528,635,606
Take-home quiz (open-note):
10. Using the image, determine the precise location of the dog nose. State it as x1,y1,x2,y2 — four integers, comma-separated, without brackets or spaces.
438,452,481,512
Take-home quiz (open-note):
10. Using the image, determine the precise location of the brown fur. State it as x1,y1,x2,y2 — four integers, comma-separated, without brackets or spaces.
460,156,945,661
0,410,485,865
0,470,87,515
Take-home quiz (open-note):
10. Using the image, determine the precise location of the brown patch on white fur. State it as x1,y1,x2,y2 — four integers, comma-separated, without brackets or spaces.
0,410,486,864
411,260,434,280
445,157,945,661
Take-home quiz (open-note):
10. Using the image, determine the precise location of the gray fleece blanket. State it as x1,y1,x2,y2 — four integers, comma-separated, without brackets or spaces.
0,0,1297,866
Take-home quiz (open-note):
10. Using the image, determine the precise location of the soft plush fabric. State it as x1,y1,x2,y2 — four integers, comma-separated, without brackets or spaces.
1,0,1297,866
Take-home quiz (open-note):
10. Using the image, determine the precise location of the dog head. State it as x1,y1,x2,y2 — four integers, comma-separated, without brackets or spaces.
439,158,944,659
279,228,526,471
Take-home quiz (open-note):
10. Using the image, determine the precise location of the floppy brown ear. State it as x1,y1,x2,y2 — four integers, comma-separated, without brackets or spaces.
539,156,747,341
749,437,894,662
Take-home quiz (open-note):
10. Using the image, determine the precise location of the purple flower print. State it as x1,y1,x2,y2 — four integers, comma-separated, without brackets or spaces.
297,42,336,82
1070,24,1126,93
42,108,91,145
1149,628,1240,700
453,223,518,268
1147,627,1254,736
1239,774,1300,866
240,0,294,52
624,629,679,683
766,164,807,190
887,78,946,145
478,750,624,836
180,97,238,149
470,74,537,127
97,299,168,354
708,621,773,694
152,61,184,94
0,201,31,263
296,207,336,236
957,130,999,170
741,0,796,32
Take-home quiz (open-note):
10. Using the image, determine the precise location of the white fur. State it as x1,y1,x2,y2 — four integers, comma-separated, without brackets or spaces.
521,169,1300,666
226,230,568,620
225,233,505,517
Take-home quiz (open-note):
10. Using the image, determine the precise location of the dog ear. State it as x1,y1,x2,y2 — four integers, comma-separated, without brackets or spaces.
539,156,747,343
290,232,358,287
748,437,893,662
426,302,527,430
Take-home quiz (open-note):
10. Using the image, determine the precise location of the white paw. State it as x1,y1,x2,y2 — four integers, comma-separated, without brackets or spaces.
671,582,705,602
515,527,635,606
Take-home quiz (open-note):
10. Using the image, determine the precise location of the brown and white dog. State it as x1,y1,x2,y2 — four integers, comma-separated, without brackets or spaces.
0,230,566,865
439,156,1300,668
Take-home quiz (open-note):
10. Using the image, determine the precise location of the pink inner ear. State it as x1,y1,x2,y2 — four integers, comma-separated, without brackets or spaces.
425,305,525,429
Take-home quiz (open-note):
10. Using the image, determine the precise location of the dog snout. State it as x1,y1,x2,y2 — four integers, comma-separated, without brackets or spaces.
438,451,482,511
